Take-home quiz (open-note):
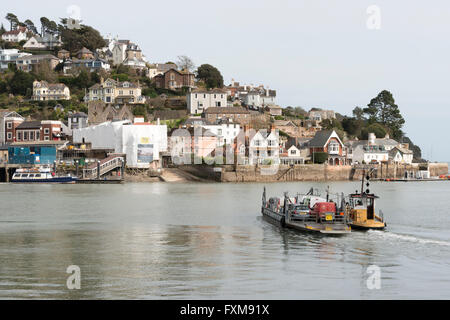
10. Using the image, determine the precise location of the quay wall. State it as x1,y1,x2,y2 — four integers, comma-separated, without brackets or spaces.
217,162,449,183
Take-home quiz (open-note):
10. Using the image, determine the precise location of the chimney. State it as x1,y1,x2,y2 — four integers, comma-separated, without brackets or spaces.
100,77,104,84
368,132,376,145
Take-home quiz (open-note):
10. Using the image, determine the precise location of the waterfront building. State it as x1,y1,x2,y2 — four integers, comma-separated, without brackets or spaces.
73,119,168,169
15,120,62,142
8,140,66,165
248,128,280,165
201,120,240,147
308,130,346,165
389,146,413,164
187,89,228,114
345,133,409,164
0,110,24,145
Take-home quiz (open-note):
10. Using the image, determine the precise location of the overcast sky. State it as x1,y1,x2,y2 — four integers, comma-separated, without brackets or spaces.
2,0,449,161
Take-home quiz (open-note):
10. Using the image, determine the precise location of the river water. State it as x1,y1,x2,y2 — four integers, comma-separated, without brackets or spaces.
0,181,449,299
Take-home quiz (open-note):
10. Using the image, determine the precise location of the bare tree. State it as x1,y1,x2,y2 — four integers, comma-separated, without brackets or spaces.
176,55,195,72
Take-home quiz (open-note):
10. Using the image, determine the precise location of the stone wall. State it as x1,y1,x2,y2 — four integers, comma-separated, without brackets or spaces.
176,162,449,183
220,164,353,182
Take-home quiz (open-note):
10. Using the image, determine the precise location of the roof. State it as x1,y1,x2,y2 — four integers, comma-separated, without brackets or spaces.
2,29,26,36
76,47,93,54
204,107,250,114
273,120,296,127
15,54,58,62
190,88,227,94
308,130,337,147
390,146,413,155
70,112,88,118
34,81,67,90
11,140,67,147
16,121,42,129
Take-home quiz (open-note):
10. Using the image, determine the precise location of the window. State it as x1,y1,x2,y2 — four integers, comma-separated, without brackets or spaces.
328,140,340,154
36,131,40,140
18,132,22,140
7,132,12,140
44,136,50,141
24,132,28,140
44,128,50,134
30,132,34,140
7,122,12,129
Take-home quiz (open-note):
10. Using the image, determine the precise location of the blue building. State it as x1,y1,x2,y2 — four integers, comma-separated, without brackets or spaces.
8,141,65,165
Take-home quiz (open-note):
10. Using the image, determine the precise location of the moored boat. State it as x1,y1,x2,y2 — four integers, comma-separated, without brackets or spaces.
11,167,78,184
261,187,351,235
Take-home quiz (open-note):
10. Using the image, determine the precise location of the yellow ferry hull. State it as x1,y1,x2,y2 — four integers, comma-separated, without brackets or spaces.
350,220,386,230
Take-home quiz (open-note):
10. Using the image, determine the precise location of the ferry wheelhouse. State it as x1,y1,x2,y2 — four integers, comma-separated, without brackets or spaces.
346,169,386,230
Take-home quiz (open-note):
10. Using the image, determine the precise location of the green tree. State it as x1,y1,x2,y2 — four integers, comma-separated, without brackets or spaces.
342,116,362,136
5,13,18,31
360,123,387,140
365,90,405,139
0,24,6,36
352,106,364,120
9,70,35,96
196,64,224,89
60,25,106,52
23,19,38,34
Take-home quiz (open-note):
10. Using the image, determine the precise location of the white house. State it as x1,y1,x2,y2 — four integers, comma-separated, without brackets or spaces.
0,49,30,70
248,129,280,165
202,122,240,147
187,89,228,114
243,91,261,108
23,34,62,51
1,27,29,42
389,146,413,164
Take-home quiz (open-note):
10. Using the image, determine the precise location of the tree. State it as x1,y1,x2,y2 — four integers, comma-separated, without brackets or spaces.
6,13,19,31
176,55,195,72
360,123,387,140
40,17,50,35
23,19,38,34
0,24,6,36
60,25,106,52
352,106,364,120
365,90,405,139
196,64,224,89
8,70,35,96
342,116,362,136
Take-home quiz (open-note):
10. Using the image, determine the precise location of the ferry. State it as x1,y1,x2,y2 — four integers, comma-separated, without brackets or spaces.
11,167,78,184
261,187,351,235
346,169,386,230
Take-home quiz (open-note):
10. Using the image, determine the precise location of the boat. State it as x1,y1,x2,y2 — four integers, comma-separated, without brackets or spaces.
345,169,386,230
261,187,351,235
11,167,78,184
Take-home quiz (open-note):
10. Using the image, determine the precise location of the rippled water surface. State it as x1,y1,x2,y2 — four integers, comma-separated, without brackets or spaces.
0,181,449,299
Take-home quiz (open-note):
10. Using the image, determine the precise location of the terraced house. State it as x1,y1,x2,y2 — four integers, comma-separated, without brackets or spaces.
32,81,71,101
85,78,146,104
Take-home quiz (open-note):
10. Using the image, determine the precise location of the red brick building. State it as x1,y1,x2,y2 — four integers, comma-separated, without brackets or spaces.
153,69,195,90
15,120,62,142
